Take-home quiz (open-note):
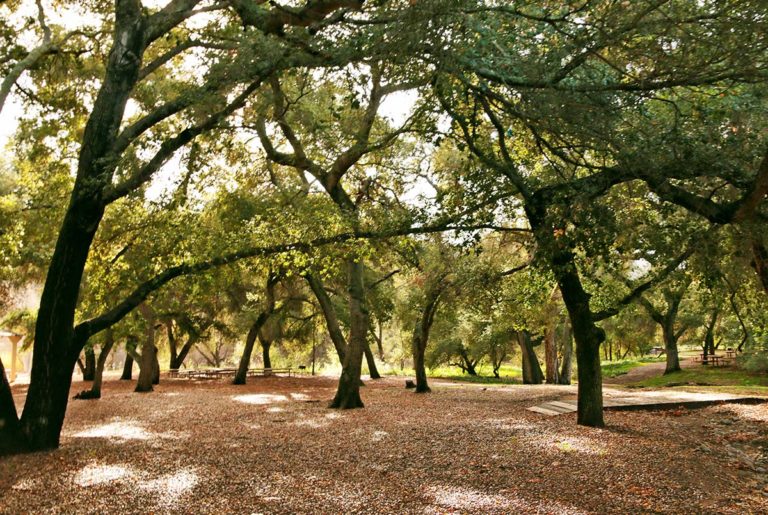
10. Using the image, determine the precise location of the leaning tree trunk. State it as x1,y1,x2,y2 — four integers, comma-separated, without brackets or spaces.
558,322,573,385
0,356,26,455
306,273,348,363
82,346,96,381
234,317,264,385
363,340,381,379
260,334,273,369
16,6,147,452
330,260,367,409
517,331,544,384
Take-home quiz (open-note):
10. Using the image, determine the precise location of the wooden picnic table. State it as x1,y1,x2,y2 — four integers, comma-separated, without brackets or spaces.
700,354,729,367
173,367,293,379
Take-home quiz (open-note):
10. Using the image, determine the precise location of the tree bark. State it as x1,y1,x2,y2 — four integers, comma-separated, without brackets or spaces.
411,287,441,393
363,339,381,379
517,331,544,384
544,324,559,384
121,354,134,380
662,323,682,374
152,350,160,385
136,309,157,393
260,334,273,369
234,274,277,385
18,2,148,451
329,259,367,409
75,330,115,400
0,356,26,455
306,273,348,363
82,346,96,381
558,322,573,385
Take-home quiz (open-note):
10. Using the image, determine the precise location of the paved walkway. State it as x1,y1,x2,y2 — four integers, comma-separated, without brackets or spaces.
528,388,767,416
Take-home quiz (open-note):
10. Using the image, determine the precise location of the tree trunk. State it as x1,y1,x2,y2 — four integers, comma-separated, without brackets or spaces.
82,346,96,381
121,354,134,380
517,331,543,384
544,324,559,384
662,324,681,374
306,273,348,363
553,259,606,427
152,350,160,385
412,288,441,393
234,275,277,385
558,322,573,385
363,340,381,379
75,330,115,400
329,260,367,409
260,334,273,369
136,313,157,393
17,5,148,451
0,356,26,455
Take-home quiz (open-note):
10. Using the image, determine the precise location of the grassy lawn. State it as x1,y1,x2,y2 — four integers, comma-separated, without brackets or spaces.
385,363,523,384
626,366,768,397
601,356,665,378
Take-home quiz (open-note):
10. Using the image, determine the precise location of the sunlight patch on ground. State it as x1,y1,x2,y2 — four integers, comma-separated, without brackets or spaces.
232,394,289,405
139,468,198,508
290,393,310,401
292,418,329,429
484,418,538,432
371,430,389,442
71,419,188,442
424,485,587,514
266,406,286,413
74,463,134,487
73,421,151,440
550,436,608,456
724,404,768,423
325,412,342,419
11,478,44,491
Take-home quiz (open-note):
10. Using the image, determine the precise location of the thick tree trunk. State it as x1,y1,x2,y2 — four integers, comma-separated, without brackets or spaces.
752,239,768,294
121,354,134,380
544,324,559,384
136,315,157,393
662,324,681,374
558,323,573,385
17,5,148,451
553,259,606,427
82,346,96,381
363,340,381,379
517,331,544,384
329,260,367,409
0,356,26,455
19,207,101,450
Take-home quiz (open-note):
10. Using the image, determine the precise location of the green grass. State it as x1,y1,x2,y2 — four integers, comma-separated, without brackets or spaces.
632,367,768,389
600,356,665,378
385,363,523,385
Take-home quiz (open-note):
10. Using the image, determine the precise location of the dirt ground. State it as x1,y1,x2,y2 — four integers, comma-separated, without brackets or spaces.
2,375,767,514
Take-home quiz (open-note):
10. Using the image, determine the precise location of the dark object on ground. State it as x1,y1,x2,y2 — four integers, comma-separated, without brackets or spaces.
405,380,416,389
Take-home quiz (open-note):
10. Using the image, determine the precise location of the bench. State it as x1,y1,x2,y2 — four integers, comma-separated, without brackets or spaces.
247,367,293,377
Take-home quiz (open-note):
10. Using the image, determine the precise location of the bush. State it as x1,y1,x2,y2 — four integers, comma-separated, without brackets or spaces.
736,351,768,374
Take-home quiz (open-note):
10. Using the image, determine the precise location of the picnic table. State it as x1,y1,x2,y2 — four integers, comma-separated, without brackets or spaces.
699,354,729,367
173,367,293,379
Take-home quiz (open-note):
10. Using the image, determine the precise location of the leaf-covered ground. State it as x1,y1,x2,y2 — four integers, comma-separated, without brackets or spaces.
2,375,767,514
